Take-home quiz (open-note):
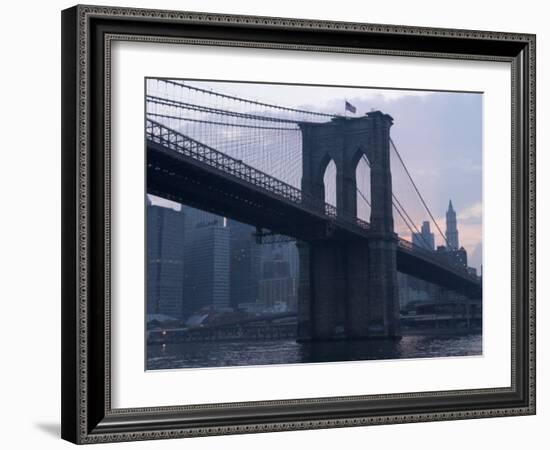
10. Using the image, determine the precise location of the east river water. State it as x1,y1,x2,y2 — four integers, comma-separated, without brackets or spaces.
146,333,482,370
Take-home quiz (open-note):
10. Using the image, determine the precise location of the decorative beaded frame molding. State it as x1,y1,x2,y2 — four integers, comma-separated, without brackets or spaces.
61,4,536,444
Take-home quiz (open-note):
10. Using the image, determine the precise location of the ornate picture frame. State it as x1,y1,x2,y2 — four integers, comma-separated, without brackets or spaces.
61,4,535,444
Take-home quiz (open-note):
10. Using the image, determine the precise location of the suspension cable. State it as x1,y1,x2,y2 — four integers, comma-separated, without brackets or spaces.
390,138,451,248
393,200,419,238
356,186,371,208
146,112,298,131
390,191,430,246
359,155,432,249
146,95,319,125
157,79,339,118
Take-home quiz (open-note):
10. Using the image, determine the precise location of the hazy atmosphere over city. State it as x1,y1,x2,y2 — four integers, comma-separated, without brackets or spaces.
145,78,483,369
150,81,483,271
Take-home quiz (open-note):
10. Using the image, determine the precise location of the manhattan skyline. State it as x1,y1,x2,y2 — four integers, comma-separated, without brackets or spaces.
149,80,482,271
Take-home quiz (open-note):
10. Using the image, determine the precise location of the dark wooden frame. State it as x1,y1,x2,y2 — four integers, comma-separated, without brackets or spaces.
61,4,536,444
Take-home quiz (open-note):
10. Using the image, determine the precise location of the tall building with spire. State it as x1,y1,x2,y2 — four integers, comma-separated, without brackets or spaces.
445,199,459,250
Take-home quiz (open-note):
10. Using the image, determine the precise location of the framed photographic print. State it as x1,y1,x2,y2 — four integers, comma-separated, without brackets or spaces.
61,4,536,444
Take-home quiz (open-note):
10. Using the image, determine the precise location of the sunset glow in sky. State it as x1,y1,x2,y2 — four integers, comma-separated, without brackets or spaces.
148,80,483,271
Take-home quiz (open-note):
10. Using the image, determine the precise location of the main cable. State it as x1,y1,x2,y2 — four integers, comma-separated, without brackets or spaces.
390,138,451,248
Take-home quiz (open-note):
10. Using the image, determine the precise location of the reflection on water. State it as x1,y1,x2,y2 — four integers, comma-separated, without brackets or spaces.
147,334,482,370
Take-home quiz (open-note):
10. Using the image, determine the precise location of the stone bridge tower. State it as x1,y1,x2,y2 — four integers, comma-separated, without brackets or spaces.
296,111,400,340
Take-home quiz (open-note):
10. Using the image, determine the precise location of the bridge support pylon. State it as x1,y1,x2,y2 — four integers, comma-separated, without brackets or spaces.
296,242,313,341
366,233,401,338
296,237,401,340
298,111,401,341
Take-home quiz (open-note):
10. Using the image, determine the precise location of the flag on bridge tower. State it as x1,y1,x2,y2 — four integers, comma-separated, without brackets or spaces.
345,100,357,114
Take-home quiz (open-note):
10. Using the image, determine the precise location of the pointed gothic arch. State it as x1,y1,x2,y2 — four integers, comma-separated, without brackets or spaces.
354,152,371,222
322,158,337,208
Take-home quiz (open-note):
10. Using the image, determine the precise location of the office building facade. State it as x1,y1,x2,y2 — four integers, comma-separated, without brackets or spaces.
146,199,186,320
412,220,435,250
183,208,231,317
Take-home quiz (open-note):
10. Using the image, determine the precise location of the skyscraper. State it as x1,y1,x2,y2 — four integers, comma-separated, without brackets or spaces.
412,221,435,250
258,248,298,312
445,199,459,250
228,219,261,308
147,198,186,319
182,207,230,317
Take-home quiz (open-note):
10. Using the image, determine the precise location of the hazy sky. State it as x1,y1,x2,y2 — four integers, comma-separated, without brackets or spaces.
148,80,483,271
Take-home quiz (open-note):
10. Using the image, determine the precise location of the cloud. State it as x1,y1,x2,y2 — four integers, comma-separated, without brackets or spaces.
148,80,483,270
458,201,482,224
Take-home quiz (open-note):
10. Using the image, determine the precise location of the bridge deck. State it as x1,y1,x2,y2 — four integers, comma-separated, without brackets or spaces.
146,119,481,298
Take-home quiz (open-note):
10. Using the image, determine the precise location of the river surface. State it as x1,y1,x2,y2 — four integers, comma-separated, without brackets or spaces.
147,333,482,370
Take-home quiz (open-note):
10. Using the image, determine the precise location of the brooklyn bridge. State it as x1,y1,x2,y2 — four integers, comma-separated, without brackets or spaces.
145,79,482,342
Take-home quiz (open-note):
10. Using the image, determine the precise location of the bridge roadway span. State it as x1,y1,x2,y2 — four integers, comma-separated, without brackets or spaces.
146,119,481,298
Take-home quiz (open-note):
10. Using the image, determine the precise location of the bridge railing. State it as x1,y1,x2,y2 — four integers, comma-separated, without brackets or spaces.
397,238,480,282
147,119,301,201
147,119,370,233
148,120,478,283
